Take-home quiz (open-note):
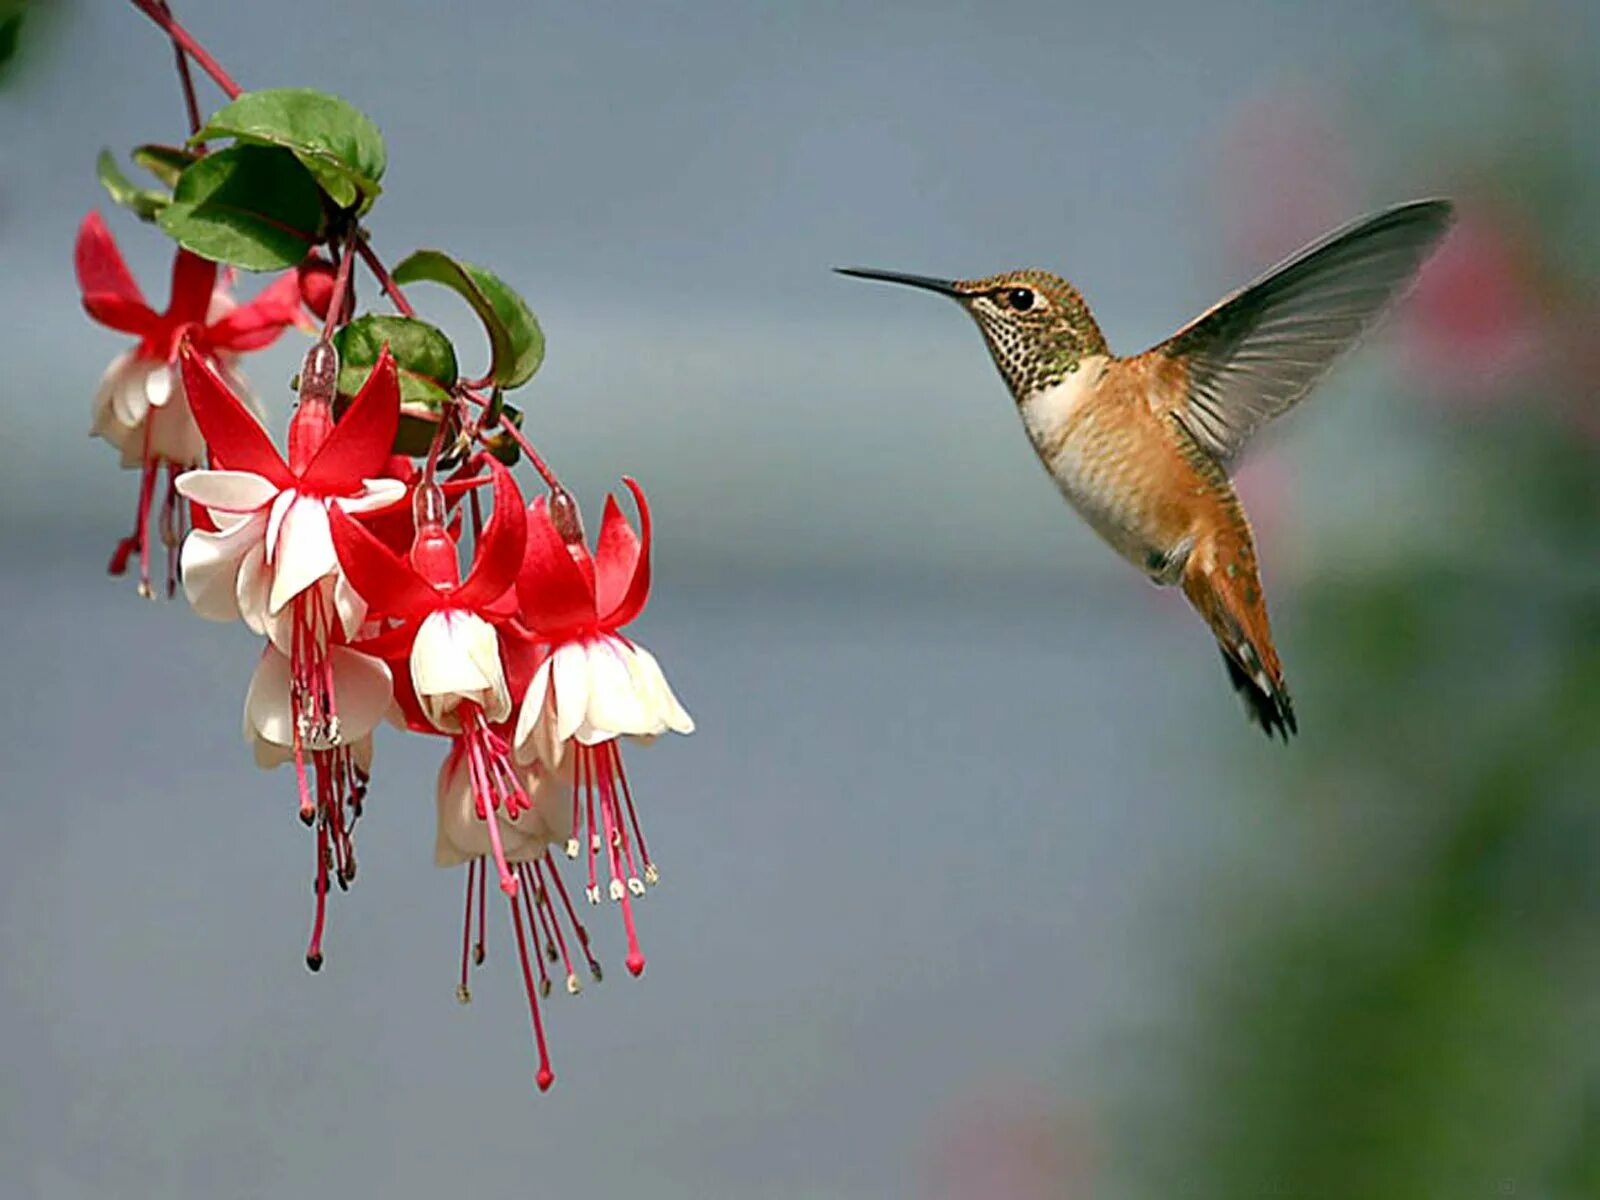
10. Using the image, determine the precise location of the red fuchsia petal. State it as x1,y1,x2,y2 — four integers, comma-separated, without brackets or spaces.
178,347,294,485
300,348,401,494
166,250,219,327
516,494,597,635
498,634,549,703
74,212,150,311
348,621,419,662
297,256,338,321
603,477,653,627
206,269,309,352
328,502,441,622
456,461,528,614
81,293,161,337
593,480,646,623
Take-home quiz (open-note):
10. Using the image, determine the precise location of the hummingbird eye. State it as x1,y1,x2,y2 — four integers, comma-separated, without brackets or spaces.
1005,287,1036,311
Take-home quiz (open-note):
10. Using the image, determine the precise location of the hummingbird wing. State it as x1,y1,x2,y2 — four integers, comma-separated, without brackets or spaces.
1151,198,1455,467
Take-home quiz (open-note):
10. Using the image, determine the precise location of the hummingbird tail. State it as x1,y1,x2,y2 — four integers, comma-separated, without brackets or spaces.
1181,555,1297,741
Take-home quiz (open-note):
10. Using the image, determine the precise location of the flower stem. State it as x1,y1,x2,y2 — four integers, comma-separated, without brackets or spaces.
127,0,242,100
467,391,560,490
323,229,359,342
156,2,204,136
355,237,418,318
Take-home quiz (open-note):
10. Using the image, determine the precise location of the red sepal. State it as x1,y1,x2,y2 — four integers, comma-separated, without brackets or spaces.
300,347,400,493
596,477,652,626
208,270,308,352
517,495,596,635
454,460,527,613
178,347,294,486
328,503,442,622
81,294,160,338
167,251,219,326
74,212,149,312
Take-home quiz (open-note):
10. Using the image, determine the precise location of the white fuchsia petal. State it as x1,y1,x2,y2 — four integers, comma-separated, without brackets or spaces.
243,646,295,747
433,752,562,868
176,469,280,514
179,510,268,622
147,391,206,466
269,496,337,615
111,358,153,428
235,542,271,636
144,362,174,409
334,477,408,515
325,646,394,743
411,610,511,731
512,659,560,767
624,641,696,735
332,571,368,640
575,637,650,743
550,642,591,745
263,489,298,565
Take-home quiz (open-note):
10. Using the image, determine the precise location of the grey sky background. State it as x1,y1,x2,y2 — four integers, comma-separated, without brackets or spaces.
3,0,1447,578
0,3,1571,1198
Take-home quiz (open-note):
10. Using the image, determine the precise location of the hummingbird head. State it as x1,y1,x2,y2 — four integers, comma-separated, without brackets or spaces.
836,266,1109,400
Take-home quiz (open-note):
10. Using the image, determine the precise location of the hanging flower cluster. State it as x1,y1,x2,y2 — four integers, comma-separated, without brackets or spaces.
76,1,693,1092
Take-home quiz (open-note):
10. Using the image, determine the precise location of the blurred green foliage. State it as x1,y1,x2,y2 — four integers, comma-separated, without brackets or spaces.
1110,3,1600,1196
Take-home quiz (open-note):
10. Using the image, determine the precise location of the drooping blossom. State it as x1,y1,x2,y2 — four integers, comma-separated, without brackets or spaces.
75,211,306,596
511,480,693,978
174,340,404,967
332,463,602,1087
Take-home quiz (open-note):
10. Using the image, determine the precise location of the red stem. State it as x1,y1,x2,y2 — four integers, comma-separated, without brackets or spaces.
355,237,418,318
157,2,204,136
323,231,359,341
127,0,242,99
464,390,560,490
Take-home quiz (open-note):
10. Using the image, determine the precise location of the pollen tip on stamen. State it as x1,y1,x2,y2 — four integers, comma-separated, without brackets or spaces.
299,807,316,827
608,879,626,902
644,864,661,886
628,877,646,897
540,977,552,999
137,580,155,600
473,943,486,967
456,984,472,1005
565,973,582,995
590,834,602,852
564,839,580,859
585,885,601,905
626,951,646,977
305,951,324,973
536,1066,555,1093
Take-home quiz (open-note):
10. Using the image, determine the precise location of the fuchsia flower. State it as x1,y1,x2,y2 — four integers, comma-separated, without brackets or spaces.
332,462,589,1087
511,481,693,976
76,211,305,596
174,342,402,968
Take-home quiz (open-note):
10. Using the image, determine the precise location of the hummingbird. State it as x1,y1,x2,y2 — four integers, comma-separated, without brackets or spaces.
838,198,1455,739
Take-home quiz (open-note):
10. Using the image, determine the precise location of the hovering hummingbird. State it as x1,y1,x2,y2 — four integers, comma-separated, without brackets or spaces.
838,199,1455,739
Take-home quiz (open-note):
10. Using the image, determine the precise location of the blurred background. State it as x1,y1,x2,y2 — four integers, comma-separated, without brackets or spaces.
2,1,1598,1196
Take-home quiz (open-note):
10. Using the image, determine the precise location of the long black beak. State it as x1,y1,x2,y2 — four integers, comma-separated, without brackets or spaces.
834,267,961,297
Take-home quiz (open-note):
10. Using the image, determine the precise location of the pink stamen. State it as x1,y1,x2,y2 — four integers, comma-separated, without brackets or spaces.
461,707,518,896
507,889,556,1092
516,864,552,998
475,851,487,966
610,741,656,885
133,418,159,598
543,851,603,982
457,858,477,1003
306,820,328,972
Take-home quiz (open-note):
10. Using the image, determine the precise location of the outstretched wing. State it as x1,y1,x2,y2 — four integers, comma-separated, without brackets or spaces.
1152,198,1455,467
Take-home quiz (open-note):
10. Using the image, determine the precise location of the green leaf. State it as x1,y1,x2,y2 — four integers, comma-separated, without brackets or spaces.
96,148,168,222
194,87,386,214
333,313,458,418
131,143,198,188
480,401,524,466
157,145,323,271
392,250,545,389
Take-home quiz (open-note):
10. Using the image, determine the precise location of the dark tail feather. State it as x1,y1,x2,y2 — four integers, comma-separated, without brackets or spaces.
1220,648,1297,741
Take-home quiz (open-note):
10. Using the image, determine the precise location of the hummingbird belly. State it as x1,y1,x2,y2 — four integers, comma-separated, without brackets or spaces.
1023,376,1194,583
